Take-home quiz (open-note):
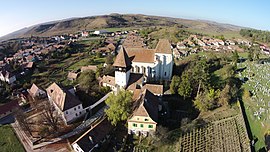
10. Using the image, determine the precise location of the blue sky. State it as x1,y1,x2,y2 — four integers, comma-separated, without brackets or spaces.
0,0,269,37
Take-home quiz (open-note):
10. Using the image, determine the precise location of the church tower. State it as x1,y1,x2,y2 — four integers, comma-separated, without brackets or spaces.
113,47,132,89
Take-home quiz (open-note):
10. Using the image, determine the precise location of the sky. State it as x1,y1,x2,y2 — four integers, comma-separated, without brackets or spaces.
0,0,269,37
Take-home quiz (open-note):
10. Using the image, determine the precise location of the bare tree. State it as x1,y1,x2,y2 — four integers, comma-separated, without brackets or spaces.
14,108,32,136
42,103,59,132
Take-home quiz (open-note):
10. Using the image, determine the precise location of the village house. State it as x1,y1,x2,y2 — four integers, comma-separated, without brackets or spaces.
0,70,16,84
197,39,206,46
0,100,19,120
176,42,187,49
28,83,46,99
92,43,116,55
23,62,34,70
93,30,108,35
173,48,181,59
142,84,163,96
72,118,113,152
67,71,79,81
225,40,235,46
122,33,145,48
127,89,159,136
46,83,85,124
80,65,97,72
81,31,89,37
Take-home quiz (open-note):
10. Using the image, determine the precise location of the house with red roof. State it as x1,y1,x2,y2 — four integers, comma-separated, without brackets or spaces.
0,101,19,120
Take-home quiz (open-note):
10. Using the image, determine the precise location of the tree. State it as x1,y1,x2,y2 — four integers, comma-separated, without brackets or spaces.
252,45,260,61
105,90,133,126
223,64,235,79
96,52,102,58
78,70,97,93
193,89,220,112
218,84,231,106
42,103,60,131
14,108,32,136
105,54,114,65
232,51,239,67
170,76,181,94
247,49,253,61
178,72,192,99
64,52,71,59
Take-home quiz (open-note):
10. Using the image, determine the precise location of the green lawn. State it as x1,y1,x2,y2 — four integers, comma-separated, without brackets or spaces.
101,27,136,32
186,28,243,39
0,125,25,152
67,56,105,71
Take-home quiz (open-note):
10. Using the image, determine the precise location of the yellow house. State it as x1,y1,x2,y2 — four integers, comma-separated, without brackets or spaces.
128,89,159,136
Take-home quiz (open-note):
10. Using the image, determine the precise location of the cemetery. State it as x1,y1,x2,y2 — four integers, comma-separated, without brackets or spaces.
238,61,270,150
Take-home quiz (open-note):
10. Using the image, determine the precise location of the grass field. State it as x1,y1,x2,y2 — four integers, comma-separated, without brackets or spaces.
67,56,105,71
0,125,25,152
101,27,137,32
186,28,243,39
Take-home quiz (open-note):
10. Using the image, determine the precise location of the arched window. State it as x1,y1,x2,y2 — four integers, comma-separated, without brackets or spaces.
142,67,146,74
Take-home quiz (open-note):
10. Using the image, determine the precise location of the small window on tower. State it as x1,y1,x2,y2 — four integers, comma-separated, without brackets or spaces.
165,72,167,76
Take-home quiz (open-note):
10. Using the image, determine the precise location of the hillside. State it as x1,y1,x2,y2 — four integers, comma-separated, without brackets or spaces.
0,13,244,41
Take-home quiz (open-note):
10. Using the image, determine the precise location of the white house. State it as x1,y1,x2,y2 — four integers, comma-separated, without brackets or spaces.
46,83,85,124
93,30,108,35
0,70,16,84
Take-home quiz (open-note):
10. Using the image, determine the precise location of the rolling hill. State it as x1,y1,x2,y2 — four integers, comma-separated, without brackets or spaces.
0,13,245,41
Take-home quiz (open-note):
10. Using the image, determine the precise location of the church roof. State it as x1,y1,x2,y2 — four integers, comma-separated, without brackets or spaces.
113,47,132,68
125,48,155,63
155,39,172,54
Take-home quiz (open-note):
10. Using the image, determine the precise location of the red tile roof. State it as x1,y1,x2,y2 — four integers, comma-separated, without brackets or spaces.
155,39,172,54
0,101,19,115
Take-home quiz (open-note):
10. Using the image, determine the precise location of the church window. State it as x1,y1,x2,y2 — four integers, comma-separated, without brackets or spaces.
137,67,140,73
142,67,146,73
165,72,167,76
